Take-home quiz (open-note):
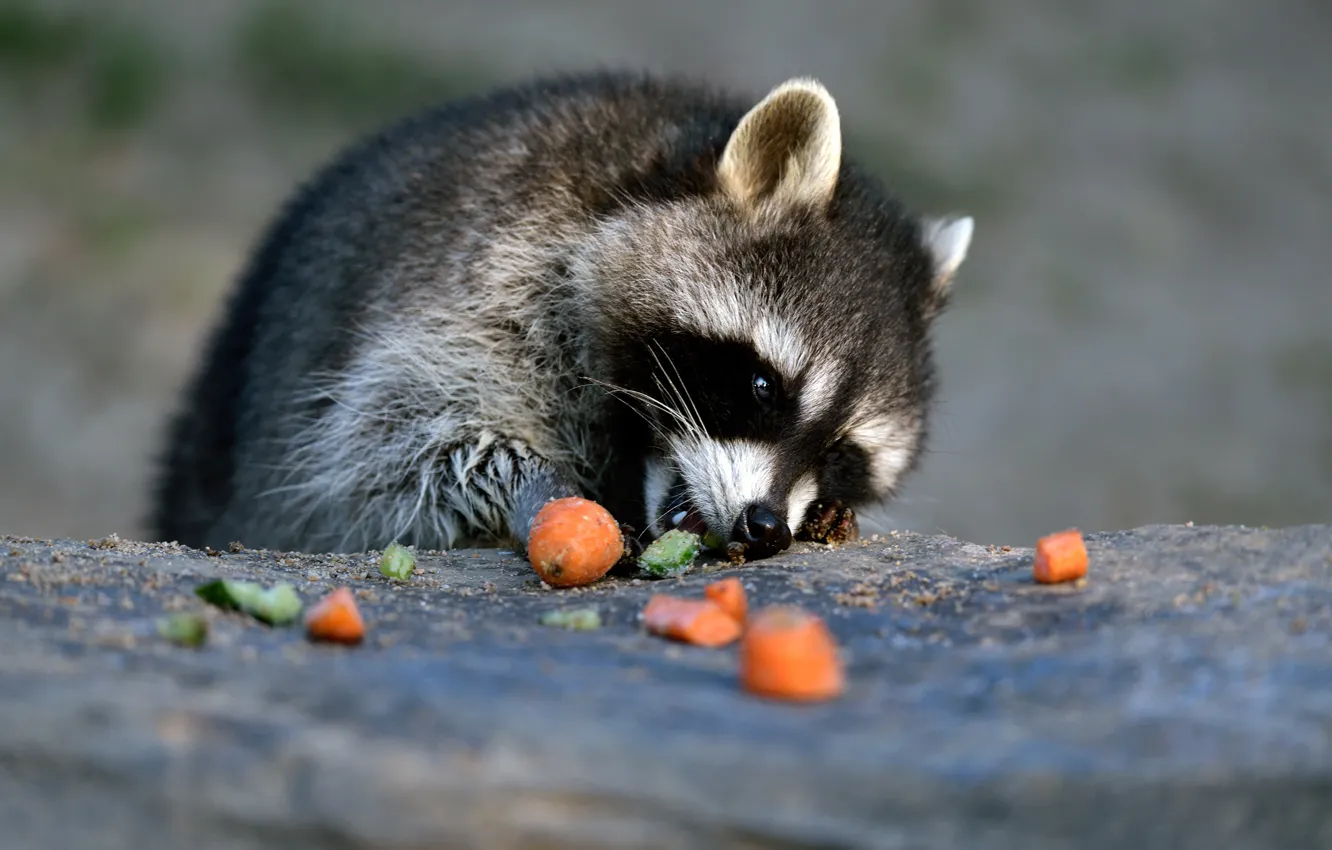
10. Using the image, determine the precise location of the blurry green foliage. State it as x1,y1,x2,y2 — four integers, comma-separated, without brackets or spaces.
0,0,83,68
0,1,168,131
235,2,490,128
85,27,167,130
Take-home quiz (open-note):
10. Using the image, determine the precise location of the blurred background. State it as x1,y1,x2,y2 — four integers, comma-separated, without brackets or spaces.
0,0,1328,548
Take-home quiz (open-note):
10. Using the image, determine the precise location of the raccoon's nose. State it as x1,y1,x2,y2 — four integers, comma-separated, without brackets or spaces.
732,503,793,560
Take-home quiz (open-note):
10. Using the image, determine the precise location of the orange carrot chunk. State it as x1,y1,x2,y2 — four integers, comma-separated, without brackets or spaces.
704,577,748,625
305,587,366,644
740,606,844,702
1032,529,1088,584
642,594,743,648
527,497,625,588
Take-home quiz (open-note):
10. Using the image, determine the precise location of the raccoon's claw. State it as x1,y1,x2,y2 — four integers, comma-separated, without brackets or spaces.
796,500,859,546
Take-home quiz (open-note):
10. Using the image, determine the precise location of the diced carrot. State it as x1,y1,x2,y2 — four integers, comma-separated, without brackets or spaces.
704,577,747,625
527,497,625,588
642,594,743,648
305,586,365,644
1032,529,1088,584
740,606,844,702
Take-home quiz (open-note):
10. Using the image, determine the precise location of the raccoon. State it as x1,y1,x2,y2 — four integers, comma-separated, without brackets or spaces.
150,71,973,562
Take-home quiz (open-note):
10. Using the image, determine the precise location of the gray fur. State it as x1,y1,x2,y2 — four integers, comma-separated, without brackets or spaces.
150,71,973,556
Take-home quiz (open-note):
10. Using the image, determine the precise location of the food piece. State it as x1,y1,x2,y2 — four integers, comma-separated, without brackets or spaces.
196,579,302,625
1032,529,1089,584
725,541,747,564
740,606,844,702
700,529,727,551
305,587,365,644
156,612,208,647
539,607,603,631
704,577,747,624
249,583,303,625
527,497,624,587
379,542,416,581
195,578,264,611
638,529,700,577
642,594,742,648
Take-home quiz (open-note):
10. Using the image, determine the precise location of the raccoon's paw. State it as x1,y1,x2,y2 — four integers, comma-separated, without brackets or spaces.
796,500,860,546
609,522,645,575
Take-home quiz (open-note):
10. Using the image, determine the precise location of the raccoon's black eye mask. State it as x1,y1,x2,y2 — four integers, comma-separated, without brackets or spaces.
635,333,793,441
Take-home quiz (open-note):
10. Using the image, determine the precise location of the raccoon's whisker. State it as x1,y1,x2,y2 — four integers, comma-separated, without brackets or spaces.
642,500,682,541
643,478,686,537
638,362,704,445
581,377,696,437
599,384,683,426
645,345,691,427
648,372,696,437
647,341,706,440
575,381,671,444
642,507,679,541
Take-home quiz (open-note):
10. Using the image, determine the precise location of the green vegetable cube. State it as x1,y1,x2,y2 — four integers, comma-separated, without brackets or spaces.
195,579,302,626
379,542,416,580
250,583,303,625
196,579,263,611
638,529,701,577
156,612,208,647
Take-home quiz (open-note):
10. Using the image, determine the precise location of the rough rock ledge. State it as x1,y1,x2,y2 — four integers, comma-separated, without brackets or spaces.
1,523,1330,849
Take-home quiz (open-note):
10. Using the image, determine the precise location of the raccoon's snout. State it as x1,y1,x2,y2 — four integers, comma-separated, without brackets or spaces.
732,503,792,560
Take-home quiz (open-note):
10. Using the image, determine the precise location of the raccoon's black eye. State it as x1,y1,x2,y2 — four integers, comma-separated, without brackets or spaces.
752,373,775,404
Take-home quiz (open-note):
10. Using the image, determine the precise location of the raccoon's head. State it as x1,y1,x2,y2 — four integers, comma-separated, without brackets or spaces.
585,77,973,559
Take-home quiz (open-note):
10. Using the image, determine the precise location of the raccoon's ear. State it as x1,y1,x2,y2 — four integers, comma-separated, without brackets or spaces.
920,215,974,316
718,78,842,211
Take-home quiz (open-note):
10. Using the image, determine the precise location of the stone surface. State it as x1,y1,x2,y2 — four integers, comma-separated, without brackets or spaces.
1,524,1331,849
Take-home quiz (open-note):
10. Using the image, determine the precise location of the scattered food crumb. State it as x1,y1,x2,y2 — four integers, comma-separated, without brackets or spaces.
196,579,303,626
305,587,366,644
527,497,623,587
740,606,844,702
539,607,602,630
156,612,208,647
704,577,747,624
1032,529,1088,584
379,543,416,581
642,595,742,647
638,529,700,578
